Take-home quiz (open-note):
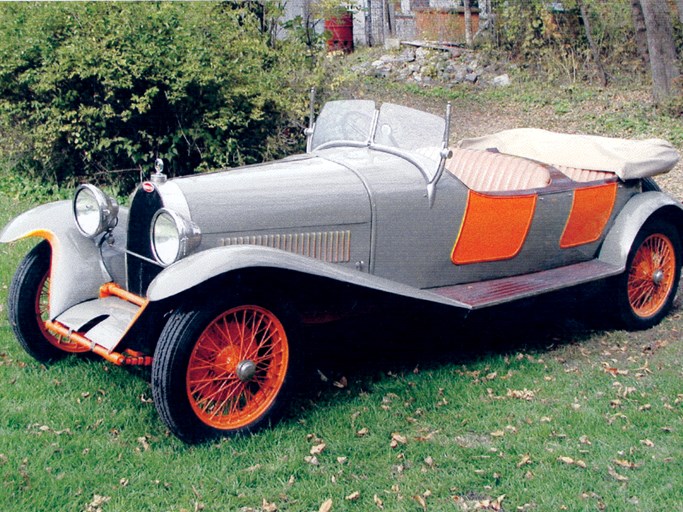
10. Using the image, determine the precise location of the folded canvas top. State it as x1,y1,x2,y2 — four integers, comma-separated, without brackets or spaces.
458,128,680,181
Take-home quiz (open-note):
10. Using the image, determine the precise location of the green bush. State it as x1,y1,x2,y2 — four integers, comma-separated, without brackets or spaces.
488,0,638,81
0,2,324,191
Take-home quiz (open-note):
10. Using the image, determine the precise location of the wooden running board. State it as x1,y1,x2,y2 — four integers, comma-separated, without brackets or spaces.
429,260,622,310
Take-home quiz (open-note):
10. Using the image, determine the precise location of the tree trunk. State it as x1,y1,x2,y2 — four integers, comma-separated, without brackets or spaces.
630,0,650,67
639,0,681,103
578,0,608,86
463,0,473,48
677,0,683,24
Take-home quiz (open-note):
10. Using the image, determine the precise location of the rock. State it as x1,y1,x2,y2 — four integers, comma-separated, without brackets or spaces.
399,48,416,62
384,38,400,50
492,74,511,87
465,72,478,83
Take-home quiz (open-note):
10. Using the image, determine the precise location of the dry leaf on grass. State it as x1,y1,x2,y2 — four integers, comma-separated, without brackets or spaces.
373,494,384,509
262,499,278,512
608,466,629,482
345,491,360,501
614,459,639,469
413,495,427,510
517,454,532,468
85,494,110,512
356,428,369,437
318,498,332,512
310,443,326,456
390,432,407,448
507,389,535,400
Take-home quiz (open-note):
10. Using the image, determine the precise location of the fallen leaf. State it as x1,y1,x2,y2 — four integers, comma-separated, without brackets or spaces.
413,495,427,510
333,377,348,389
424,456,435,467
262,499,278,512
608,466,629,482
579,435,592,445
356,427,369,437
517,454,532,468
373,494,384,509
507,389,535,400
310,442,326,456
345,491,360,501
490,430,505,438
337,456,348,464
318,498,332,512
614,459,638,469
304,456,319,465
137,436,150,452
85,494,110,512
390,432,407,448
640,439,655,447
558,456,575,465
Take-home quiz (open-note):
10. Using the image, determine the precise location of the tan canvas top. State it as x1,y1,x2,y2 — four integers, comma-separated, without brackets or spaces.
458,128,680,181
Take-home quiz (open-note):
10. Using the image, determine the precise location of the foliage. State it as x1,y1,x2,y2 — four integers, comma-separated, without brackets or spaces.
487,0,640,81
0,2,325,190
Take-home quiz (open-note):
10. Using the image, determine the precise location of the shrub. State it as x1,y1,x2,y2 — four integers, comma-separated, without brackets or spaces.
0,2,324,191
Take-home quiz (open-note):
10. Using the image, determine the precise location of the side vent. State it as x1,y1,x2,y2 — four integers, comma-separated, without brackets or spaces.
220,231,351,263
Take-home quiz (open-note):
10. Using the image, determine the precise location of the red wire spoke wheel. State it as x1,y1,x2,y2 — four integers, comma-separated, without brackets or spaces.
627,233,676,318
186,305,289,430
616,220,681,330
35,272,88,354
9,240,86,362
153,295,298,443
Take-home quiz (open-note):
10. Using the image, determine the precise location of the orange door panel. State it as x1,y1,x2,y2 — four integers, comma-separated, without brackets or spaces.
451,191,537,265
560,182,617,249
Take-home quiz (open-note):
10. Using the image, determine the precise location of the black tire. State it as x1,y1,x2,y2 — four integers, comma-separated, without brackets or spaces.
614,220,681,330
7,241,86,362
151,294,299,443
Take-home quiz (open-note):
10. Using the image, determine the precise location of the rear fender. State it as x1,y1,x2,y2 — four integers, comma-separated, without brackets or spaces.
0,201,119,317
147,245,469,310
599,191,683,269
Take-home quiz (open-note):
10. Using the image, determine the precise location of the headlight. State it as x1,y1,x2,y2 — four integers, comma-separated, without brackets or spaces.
151,209,201,266
73,184,119,238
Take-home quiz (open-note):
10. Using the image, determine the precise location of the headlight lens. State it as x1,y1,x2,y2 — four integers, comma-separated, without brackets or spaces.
151,209,201,266
73,184,119,238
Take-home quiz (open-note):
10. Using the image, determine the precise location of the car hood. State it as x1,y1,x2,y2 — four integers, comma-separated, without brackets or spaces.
168,154,371,234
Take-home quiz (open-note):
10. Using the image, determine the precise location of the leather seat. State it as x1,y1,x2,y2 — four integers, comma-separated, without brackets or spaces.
553,165,613,182
446,148,551,192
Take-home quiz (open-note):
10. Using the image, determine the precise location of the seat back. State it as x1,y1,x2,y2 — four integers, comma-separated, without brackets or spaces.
446,148,551,192
553,165,613,182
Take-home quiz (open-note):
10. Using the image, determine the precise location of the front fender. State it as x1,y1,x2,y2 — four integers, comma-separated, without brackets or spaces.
147,245,469,309
0,201,111,317
599,191,683,268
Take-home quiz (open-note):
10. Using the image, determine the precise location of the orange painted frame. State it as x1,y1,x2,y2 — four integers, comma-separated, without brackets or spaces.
560,182,617,249
451,191,537,265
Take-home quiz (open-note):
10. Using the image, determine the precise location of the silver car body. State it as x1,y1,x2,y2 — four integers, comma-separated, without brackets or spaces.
2,100,682,358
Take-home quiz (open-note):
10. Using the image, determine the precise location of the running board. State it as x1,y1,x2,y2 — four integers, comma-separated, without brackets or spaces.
428,260,623,310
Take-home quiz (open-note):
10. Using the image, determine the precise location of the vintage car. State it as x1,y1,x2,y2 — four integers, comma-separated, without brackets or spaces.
2,97,682,442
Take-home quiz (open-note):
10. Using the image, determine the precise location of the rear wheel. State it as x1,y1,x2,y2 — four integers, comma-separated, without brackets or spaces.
615,220,681,330
152,295,297,443
8,240,88,362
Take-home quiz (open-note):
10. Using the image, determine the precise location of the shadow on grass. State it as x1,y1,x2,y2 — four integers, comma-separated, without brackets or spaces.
301,283,614,395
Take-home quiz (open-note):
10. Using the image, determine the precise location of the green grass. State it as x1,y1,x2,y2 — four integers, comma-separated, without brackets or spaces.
1,76,683,511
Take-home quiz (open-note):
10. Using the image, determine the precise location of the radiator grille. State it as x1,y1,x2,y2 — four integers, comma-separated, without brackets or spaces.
220,231,351,263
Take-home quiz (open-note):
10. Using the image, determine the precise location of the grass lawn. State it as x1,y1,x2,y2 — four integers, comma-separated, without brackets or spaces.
1,75,682,512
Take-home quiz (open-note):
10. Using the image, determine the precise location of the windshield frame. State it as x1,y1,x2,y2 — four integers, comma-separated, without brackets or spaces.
309,100,449,184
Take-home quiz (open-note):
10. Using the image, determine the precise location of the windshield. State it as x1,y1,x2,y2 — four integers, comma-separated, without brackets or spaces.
311,101,445,158
310,100,376,149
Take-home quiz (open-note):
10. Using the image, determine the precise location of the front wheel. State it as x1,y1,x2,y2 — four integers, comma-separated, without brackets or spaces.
8,240,88,362
614,220,681,330
152,296,297,443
